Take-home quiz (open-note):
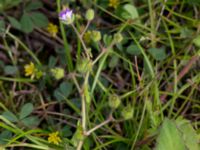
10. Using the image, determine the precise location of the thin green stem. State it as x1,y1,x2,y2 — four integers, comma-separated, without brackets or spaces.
56,0,73,71
71,23,90,58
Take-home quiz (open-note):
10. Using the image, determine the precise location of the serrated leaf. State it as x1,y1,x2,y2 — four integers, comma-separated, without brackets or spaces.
2,111,18,122
20,13,33,33
126,44,141,56
8,16,21,30
19,103,34,119
21,116,40,127
155,118,186,150
30,12,48,28
148,47,167,61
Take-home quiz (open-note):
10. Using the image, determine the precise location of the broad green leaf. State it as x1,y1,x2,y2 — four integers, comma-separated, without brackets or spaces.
193,35,200,47
19,103,34,119
148,47,167,61
2,111,18,122
8,16,21,30
48,56,57,68
155,118,186,150
0,130,12,144
62,126,73,138
103,34,113,47
20,13,34,33
4,65,18,75
0,0,22,11
60,82,73,97
30,12,48,28
21,116,40,127
25,1,43,11
126,44,141,56
122,4,140,23
54,82,73,101
176,117,200,150
109,55,119,68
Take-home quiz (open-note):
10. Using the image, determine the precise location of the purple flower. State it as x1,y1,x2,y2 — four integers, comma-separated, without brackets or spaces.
59,8,74,24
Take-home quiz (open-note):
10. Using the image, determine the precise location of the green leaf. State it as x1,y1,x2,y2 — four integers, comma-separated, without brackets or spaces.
176,117,200,150
30,12,48,28
126,44,141,56
19,103,34,119
21,116,40,127
54,82,73,101
155,118,186,150
103,34,113,47
4,65,18,75
122,4,140,23
20,13,34,33
48,56,57,68
148,47,167,61
8,16,21,30
0,130,12,144
109,55,119,68
2,111,18,122
193,35,200,47
25,1,43,11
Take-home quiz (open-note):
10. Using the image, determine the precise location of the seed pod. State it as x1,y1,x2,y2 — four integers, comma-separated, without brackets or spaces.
114,33,123,43
108,94,121,109
51,67,65,80
76,58,92,74
92,30,101,42
86,9,94,21
121,106,133,120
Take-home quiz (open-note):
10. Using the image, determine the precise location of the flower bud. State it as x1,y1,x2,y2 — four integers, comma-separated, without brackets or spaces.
76,58,92,74
108,94,121,109
114,33,123,43
121,106,133,120
51,67,65,80
85,9,94,21
92,30,101,42
59,8,74,25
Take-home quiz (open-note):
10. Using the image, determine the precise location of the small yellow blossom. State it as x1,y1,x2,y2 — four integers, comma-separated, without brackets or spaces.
48,131,61,145
108,0,120,9
24,62,35,79
47,23,58,37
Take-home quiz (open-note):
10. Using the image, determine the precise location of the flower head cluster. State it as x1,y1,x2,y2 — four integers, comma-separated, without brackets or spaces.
47,23,58,37
59,8,74,24
108,0,120,9
50,67,65,80
48,131,61,145
83,30,101,44
24,62,42,79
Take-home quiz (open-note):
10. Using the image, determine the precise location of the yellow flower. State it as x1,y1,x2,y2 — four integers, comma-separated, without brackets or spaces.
48,131,61,145
108,0,120,9
47,23,58,37
24,62,36,79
